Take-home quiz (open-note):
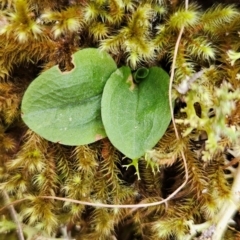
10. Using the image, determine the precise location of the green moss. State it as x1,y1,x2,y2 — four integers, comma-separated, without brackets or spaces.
1,0,240,239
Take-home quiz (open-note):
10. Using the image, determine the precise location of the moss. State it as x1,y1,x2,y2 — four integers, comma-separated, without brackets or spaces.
1,0,240,239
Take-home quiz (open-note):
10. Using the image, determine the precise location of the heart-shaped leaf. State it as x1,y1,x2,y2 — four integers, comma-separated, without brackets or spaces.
21,48,117,145
101,66,171,159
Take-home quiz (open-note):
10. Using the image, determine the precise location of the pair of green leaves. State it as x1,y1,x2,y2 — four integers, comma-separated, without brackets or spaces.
21,48,171,159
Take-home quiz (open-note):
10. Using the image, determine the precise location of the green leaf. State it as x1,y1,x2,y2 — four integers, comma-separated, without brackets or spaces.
133,67,149,83
21,48,117,145
101,66,171,159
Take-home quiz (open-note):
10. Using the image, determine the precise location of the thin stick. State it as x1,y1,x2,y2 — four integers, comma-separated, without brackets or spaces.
0,188,183,210
169,29,190,191
2,190,25,240
167,0,190,202
169,26,184,139
211,163,240,240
